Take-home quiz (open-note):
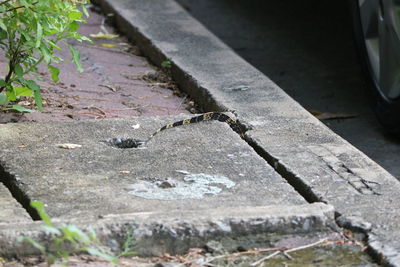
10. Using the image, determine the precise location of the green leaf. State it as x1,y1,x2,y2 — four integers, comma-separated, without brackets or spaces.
68,21,80,32
63,225,90,243
11,105,35,113
161,60,172,68
39,45,52,64
14,65,24,77
81,5,89,18
68,44,83,73
0,29,7,41
24,80,40,91
80,35,92,44
34,89,43,111
0,79,6,87
6,88,16,101
45,39,62,50
13,86,33,97
48,65,60,82
36,22,43,48
0,93,8,105
20,30,33,42
30,201,52,226
68,11,82,21
0,20,6,31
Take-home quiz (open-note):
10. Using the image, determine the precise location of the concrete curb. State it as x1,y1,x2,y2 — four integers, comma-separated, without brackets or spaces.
0,203,335,257
94,0,400,265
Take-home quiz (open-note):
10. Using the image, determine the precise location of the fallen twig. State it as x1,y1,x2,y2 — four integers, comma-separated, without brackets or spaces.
250,251,281,266
285,238,328,253
202,248,279,266
99,84,121,92
77,111,135,119
282,251,293,260
250,238,328,266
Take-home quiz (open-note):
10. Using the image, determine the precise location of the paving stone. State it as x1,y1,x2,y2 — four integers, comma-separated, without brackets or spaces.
0,115,306,219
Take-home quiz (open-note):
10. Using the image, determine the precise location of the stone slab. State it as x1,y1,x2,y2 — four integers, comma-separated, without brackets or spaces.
248,130,400,265
0,116,306,219
0,203,335,257
93,0,400,264
0,183,31,223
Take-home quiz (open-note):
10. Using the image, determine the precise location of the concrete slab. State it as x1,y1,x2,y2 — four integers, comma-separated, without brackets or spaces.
248,130,400,265
0,183,31,223
0,203,335,257
0,116,306,219
93,0,400,264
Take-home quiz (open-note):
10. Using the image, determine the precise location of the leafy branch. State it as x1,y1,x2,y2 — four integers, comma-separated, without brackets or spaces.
18,201,137,266
0,0,91,112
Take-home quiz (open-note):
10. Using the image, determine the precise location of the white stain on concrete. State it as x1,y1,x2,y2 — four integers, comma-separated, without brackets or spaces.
126,171,235,200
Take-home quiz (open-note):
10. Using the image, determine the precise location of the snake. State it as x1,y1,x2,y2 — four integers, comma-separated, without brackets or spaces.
109,112,243,148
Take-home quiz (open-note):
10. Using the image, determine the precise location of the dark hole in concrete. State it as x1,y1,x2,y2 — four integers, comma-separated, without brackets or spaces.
106,137,146,148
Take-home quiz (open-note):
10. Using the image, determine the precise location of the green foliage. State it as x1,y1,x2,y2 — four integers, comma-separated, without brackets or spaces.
18,200,136,266
0,0,91,112
118,228,137,257
161,59,172,69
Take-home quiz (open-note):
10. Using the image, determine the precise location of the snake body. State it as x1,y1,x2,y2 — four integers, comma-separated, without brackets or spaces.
109,112,243,148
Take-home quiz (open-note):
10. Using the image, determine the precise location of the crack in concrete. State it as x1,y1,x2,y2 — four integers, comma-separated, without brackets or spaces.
243,136,321,204
325,162,382,196
308,145,382,196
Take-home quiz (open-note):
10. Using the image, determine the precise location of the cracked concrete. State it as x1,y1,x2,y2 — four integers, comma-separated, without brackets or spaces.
93,0,400,264
0,116,305,219
308,144,382,196
0,0,397,264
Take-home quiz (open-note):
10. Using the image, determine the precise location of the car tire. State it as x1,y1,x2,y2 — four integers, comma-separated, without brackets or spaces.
350,0,400,135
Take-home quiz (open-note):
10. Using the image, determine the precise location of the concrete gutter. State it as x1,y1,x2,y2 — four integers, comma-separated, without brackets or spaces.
94,0,400,265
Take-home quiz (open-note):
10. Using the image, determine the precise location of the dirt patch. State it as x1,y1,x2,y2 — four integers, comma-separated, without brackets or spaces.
0,6,195,124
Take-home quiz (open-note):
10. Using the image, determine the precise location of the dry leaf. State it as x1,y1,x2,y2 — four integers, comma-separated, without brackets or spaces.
100,43,117,48
57,143,82,149
131,124,140,129
119,170,130,174
309,109,357,120
17,144,28,148
89,32,119,39
99,84,120,92
18,101,31,106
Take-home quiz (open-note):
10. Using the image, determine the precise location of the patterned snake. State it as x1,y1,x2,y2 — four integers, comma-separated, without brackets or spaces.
109,112,243,148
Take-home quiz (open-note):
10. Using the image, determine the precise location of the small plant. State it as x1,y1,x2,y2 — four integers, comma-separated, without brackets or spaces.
18,201,136,266
0,0,91,112
161,59,172,69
